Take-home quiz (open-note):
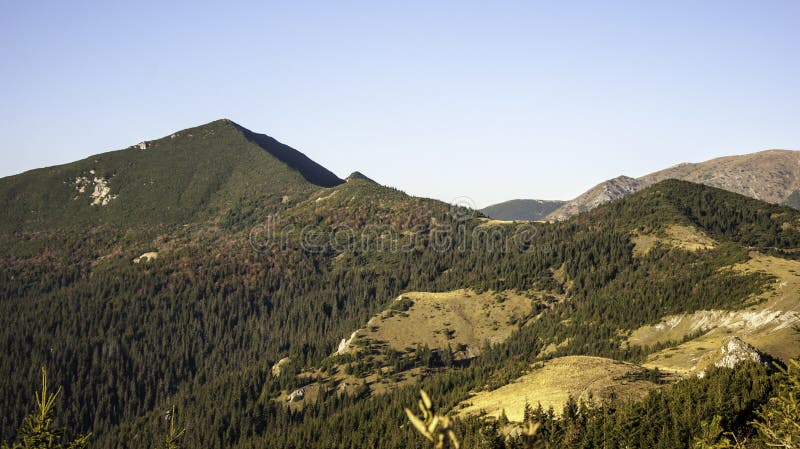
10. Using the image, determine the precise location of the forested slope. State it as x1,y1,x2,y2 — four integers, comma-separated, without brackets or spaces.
2,138,799,449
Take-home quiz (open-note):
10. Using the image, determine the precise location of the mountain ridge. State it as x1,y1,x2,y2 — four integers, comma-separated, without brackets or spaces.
546,149,800,220
480,198,565,221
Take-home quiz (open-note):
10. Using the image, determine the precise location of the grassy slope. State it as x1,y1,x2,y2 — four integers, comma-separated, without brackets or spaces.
456,356,662,421
282,289,559,404
445,184,800,424
357,290,537,354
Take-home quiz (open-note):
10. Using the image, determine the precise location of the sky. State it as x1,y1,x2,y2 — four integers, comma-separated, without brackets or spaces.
1,1,798,208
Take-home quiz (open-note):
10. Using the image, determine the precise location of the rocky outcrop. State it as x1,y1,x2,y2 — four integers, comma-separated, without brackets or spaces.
286,386,307,402
133,252,159,264
335,331,358,356
74,173,118,206
714,336,770,369
90,177,114,205
696,337,772,378
271,357,291,377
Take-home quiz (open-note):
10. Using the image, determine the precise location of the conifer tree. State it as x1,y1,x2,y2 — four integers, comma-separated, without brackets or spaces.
158,406,185,449
753,359,800,449
1,368,90,449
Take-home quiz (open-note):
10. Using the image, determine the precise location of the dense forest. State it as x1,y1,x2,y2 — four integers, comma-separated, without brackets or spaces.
2,174,800,448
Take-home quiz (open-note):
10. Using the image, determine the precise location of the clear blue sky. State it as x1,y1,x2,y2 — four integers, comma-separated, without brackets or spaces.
1,1,798,207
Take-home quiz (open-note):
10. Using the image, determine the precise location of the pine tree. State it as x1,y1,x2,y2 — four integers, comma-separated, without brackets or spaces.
158,406,185,449
1,367,90,449
752,359,800,449
692,416,736,449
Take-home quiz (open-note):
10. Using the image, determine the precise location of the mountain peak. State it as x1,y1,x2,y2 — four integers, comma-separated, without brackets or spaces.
346,171,376,183
0,119,344,229
131,119,343,187
207,117,237,125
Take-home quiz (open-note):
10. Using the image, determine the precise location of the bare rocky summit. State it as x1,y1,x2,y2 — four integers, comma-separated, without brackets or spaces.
547,149,800,220
546,176,645,220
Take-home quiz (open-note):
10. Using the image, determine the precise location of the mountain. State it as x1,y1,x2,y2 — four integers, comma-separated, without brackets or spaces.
0,119,343,230
639,149,800,204
345,171,376,183
786,190,800,209
0,120,455,447
480,198,565,221
547,149,800,220
545,175,645,220
2,120,799,449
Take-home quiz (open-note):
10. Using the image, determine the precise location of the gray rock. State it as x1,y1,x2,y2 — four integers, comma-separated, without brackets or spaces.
714,336,769,369
271,357,291,377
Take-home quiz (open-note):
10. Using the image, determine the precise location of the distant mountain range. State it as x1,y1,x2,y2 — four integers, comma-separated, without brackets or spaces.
479,199,564,221
482,149,800,221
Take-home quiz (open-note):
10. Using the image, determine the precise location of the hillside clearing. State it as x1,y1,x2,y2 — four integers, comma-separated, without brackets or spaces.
456,356,663,421
631,224,716,256
353,289,546,354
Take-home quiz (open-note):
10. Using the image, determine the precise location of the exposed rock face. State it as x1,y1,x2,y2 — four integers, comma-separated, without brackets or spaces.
271,357,291,377
74,176,89,193
286,386,307,402
714,336,770,369
548,176,644,220
137,141,148,150
90,177,114,205
697,336,771,378
335,331,358,355
547,149,800,220
74,174,118,206
133,252,159,264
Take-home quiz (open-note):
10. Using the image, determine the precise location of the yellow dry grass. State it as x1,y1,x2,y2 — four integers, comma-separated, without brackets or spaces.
457,356,661,421
287,289,561,407
632,224,716,256
359,289,544,354
476,218,518,226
